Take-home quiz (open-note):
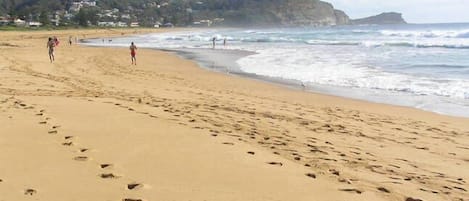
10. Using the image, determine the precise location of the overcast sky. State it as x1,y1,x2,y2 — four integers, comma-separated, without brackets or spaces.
325,0,469,23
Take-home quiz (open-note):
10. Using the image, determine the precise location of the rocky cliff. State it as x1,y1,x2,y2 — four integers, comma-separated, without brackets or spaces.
272,0,350,26
351,12,407,25
220,0,350,26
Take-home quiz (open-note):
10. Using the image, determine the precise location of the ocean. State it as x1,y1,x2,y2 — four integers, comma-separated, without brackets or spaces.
84,23,469,117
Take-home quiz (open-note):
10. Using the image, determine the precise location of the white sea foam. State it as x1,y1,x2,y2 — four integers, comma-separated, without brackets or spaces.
380,29,469,38
237,46,469,100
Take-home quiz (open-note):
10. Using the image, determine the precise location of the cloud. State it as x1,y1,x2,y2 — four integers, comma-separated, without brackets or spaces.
325,0,469,23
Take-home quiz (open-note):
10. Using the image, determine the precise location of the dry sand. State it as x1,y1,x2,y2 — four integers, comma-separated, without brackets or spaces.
0,29,468,201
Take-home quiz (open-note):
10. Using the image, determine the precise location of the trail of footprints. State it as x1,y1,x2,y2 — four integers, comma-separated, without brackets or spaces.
2,98,144,201
4,90,468,201
102,98,389,198
97,97,469,201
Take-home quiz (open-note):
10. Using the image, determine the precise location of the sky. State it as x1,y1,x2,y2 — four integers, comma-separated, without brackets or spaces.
325,0,469,23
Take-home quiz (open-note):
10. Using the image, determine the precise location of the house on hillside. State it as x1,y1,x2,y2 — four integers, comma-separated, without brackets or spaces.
163,23,174,28
199,19,211,27
153,22,162,28
14,19,26,26
116,21,128,27
130,22,140,27
69,0,97,12
27,21,42,27
50,13,61,26
121,14,131,20
98,21,116,27
0,16,11,26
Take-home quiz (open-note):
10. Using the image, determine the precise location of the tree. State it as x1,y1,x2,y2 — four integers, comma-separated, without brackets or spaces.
74,7,99,26
39,10,50,25
75,9,88,26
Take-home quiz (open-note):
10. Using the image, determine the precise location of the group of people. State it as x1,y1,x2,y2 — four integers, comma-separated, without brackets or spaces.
46,34,237,64
212,37,227,49
47,36,138,65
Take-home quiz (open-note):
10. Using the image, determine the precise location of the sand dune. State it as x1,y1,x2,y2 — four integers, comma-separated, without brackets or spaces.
0,29,468,201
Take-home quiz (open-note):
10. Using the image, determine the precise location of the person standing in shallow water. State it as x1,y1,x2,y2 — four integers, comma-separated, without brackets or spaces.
47,37,55,63
212,37,216,49
130,42,137,65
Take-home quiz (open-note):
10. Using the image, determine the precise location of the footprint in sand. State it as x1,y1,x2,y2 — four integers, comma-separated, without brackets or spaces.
122,199,143,201
267,162,283,166
329,169,340,176
339,188,362,194
64,136,73,140
62,142,73,146
247,151,255,155
24,188,37,195
100,164,113,169
127,183,143,190
74,156,88,161
79,148,89,153
48,130,58,134
222,142,235,145
338,178,352,184
305,173,316,179
405,198,423,201
39,121,47,124
100,173,120,179
377,187,391,193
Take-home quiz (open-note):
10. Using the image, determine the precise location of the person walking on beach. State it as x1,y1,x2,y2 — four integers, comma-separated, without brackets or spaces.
68,36,73,46
223,38,227,47
47,37,56,63
130,42,137,65
212,37,216,49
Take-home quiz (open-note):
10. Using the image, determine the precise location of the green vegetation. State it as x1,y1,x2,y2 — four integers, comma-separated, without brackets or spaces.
1,0,348,27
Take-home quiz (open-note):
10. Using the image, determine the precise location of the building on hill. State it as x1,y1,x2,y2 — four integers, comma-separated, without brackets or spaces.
14,19,26,26
27,21,42,27
70,0,97,12
117,21,128,27
98,21,116,27
0,16,11,26
50,13,61,26
130,22,140,27
163,22,174,28
153,22,162,28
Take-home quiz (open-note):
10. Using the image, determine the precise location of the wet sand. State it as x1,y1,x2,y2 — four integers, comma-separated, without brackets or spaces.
0,29,468,201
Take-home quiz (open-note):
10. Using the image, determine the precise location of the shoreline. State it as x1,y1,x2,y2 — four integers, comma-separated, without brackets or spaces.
81,32,469,119
1,29,468,201
165,47,469,119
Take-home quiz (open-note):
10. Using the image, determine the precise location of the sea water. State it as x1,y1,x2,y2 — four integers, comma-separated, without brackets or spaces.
85,23,469,117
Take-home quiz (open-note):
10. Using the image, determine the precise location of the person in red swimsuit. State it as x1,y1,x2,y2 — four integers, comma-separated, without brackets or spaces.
130,42,137,65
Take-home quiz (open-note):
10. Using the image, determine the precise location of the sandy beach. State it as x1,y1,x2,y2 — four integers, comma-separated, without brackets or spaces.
0,29,468,201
